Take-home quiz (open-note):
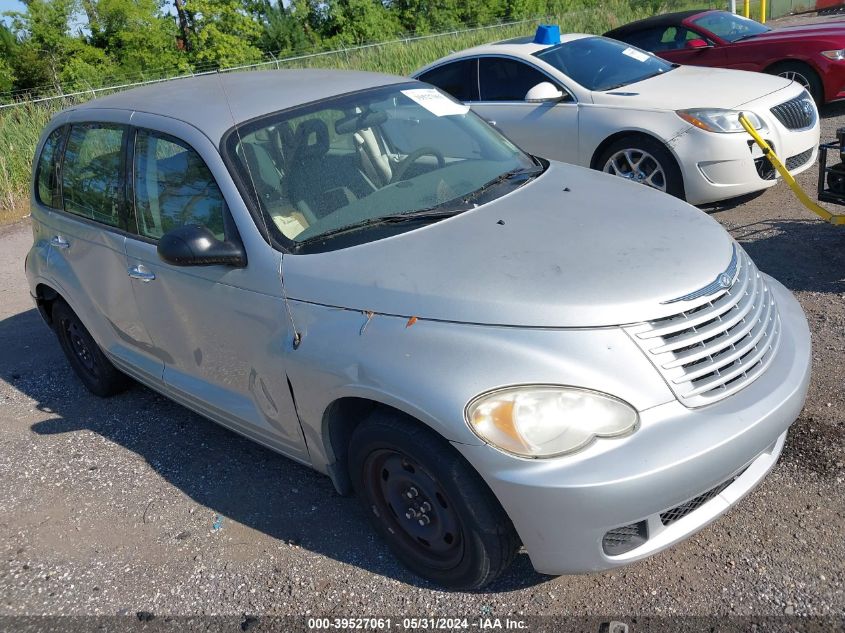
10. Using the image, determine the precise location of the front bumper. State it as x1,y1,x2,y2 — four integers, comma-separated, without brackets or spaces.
675,119,819,205
454,277,811,575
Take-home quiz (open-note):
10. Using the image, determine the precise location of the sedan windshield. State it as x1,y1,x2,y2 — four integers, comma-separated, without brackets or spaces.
534,36,674,91
691,11,770,42
225,83,538,248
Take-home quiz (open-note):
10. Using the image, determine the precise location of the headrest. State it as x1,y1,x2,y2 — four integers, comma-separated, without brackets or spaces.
335,110,388,135
293,119,329,159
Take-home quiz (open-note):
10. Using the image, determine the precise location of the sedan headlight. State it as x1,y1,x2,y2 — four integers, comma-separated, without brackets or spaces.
465,386,639,458
676,109,765,133
822,49,845,61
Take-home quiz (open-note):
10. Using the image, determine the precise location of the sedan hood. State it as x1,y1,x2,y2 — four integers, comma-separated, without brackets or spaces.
736,21,845,43
282,162,736,328
591,64,792,110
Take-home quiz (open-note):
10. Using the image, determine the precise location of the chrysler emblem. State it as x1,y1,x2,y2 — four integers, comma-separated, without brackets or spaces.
662,245,739,304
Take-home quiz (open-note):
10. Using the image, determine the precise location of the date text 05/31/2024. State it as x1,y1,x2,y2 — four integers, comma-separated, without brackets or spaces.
307,618,529,630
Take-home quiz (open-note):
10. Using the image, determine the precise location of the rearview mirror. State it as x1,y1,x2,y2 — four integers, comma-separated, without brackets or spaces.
525,82,564,103
686,38,711,50
158,225,246,268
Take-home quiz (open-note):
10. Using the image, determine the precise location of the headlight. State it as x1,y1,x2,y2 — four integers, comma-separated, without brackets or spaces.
822,49,845,60
465,386,639,458
676,109,765,133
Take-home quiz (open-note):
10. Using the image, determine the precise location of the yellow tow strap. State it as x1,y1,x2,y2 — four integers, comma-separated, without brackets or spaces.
738,113,845,225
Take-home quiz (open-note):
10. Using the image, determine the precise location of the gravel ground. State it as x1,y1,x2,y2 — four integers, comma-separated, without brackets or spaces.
1,14,844,631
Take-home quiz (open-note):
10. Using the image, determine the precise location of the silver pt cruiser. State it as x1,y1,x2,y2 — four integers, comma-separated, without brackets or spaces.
25,70,811,589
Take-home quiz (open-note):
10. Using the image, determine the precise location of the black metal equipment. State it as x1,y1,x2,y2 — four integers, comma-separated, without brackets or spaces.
817,127,845,205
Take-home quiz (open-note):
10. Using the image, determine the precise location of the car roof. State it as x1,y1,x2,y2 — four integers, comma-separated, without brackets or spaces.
67,69,409,143
414,33,592,74
604,9,711,38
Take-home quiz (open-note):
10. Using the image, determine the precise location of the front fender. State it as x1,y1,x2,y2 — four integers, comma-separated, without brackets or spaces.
284,300,675,473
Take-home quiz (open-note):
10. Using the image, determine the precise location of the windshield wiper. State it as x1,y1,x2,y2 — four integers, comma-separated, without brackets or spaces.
299,166,542,245
299,207,459,244
602,68,673,91
460,166,543,205
732,32,763,42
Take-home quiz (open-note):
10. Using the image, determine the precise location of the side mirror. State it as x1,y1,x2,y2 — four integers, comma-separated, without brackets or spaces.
525,81,564,103
686,38,711,50
158,225,246,268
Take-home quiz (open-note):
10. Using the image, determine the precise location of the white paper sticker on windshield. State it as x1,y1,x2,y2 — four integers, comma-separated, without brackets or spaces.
622,47,650,62
401,89,470,116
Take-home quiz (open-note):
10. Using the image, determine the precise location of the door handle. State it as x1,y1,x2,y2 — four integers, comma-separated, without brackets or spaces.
50,235,70,249
127,264,156,282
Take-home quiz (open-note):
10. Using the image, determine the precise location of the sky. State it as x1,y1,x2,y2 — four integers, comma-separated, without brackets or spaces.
0,1,26,26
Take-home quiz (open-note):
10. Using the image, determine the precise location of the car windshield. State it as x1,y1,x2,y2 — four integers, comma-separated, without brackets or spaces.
225,82,538,248
691,12,770,42
534,36,674,91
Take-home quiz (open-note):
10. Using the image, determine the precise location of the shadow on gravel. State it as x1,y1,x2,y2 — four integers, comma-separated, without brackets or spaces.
730,219,845,294
0,306,547,594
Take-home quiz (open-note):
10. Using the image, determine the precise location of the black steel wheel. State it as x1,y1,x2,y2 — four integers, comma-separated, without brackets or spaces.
348,410,520,589
52,299,129,397
364,449,464,570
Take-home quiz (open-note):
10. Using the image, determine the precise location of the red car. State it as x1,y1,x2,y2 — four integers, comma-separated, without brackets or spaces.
605,10,845,104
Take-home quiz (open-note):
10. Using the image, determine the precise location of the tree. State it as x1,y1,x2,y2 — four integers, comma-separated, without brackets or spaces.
255,0,312,54
183,0,263,67
84,0,188,79
388,0,462,34
323,0,402,46
6,0,77,91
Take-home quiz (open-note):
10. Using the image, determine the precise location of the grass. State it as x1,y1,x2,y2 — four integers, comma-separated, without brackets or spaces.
0,0,711,226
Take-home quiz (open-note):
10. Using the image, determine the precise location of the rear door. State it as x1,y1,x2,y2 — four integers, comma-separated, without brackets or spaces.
41,110,164,385
122,113,309,461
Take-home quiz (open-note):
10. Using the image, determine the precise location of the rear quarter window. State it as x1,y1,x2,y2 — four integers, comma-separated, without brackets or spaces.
35,126,66,209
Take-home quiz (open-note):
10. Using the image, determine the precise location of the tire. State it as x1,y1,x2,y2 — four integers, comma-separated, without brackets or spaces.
348,410,520,589
767,61,823,105
597,135,685,200
52,299,130,397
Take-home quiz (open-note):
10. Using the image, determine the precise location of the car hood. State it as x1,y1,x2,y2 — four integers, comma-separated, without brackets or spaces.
282,162,736,328
734,21,845,44
590,64,792,110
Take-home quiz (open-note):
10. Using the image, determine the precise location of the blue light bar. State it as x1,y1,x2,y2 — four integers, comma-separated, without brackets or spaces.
533,24,561,45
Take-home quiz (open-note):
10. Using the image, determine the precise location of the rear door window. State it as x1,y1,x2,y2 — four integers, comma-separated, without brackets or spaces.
35,126,65,209
61,123,126,228
132,129,226,241
418,59,480,102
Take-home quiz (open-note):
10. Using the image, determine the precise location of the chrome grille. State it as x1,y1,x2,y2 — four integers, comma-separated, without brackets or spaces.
624,247,782,407
770,93,816,130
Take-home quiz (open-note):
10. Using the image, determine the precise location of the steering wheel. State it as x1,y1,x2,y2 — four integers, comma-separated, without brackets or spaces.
391,146,446,183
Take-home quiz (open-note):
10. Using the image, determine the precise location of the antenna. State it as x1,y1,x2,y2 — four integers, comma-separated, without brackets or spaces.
215,71,302,348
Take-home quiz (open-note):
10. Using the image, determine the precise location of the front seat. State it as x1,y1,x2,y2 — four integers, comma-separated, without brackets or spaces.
287,119,355,219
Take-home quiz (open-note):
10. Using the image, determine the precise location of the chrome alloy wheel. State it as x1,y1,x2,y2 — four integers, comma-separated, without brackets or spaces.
603,148,667,192
777,70,811,92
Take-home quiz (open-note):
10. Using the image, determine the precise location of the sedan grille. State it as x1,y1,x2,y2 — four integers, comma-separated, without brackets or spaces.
755,147,814,180
660,467,747,526
770,93,816,130
785,147,814,170
624,247,781,407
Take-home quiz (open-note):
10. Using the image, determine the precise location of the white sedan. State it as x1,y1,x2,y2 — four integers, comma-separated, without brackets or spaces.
413,30,820,204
